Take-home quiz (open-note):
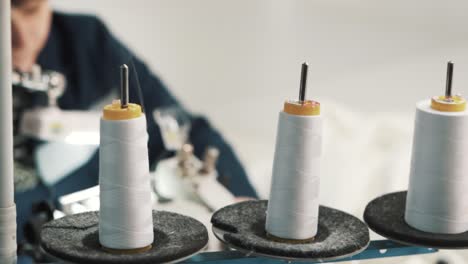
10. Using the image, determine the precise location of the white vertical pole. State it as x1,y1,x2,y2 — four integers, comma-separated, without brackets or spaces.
0,0,18,263
0,0,14,209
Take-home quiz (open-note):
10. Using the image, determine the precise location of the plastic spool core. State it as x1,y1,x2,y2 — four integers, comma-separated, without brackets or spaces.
284,100,320,116
431,95,466,112
103,100,142,120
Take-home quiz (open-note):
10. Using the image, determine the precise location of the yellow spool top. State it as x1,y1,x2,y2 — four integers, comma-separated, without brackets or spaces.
103,100,142,120
283,100,320,116
430,95,466,112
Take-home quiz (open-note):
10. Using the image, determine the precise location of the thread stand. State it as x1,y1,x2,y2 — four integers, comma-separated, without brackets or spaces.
364,191,468,249
265,62,322,242
369,61,468,246
40,211,209,264
98,64,155,251
365,61,468,247
211,200,370,261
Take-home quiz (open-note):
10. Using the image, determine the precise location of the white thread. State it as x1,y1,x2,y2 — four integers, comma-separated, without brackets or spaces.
405,100,468,234
266,111,322,240
99,115,154,249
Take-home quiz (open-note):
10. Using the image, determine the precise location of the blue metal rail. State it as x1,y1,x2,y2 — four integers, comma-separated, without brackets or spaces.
31,239,437,263
183,240,437,263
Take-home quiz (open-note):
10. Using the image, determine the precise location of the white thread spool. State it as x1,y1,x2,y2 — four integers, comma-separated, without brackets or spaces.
405,99,468,234
266,100,322,240
99,101,154,250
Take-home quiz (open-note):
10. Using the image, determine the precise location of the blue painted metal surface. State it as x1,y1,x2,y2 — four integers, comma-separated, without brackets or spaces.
182,240,437,263
41,239,437,263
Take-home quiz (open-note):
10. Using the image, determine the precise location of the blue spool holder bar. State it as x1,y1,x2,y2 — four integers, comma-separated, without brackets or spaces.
36,239,436,263
183,240,437,264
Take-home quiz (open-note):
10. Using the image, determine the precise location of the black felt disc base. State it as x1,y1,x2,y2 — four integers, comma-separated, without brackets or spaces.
364,191,468,249
40,211,209,264
211,200,370,261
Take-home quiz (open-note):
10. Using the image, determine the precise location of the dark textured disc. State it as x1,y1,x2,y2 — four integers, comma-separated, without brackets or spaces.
364,191,468,249
40,211,208,264
211,200,370,261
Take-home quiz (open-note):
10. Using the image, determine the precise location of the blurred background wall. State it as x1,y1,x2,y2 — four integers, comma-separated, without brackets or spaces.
50,0,468,208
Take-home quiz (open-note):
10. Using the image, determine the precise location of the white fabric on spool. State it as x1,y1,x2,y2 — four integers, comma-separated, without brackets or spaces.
266,111,322,240
405,100,468,234
99,115,154,249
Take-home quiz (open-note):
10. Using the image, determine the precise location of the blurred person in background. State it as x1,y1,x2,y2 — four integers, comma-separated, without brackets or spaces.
11,0,257,246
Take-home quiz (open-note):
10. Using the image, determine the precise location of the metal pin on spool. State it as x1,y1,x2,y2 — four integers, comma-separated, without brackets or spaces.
430,61,467,112
445,61,454,101
284,62,320,116
120,64,129,108
299,62,308,104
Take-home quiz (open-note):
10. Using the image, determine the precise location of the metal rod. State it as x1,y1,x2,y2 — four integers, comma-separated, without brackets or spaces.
445,61,454,98
0,0,18,262
0,0,15,208
299,62,308,103
120,64,129,108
